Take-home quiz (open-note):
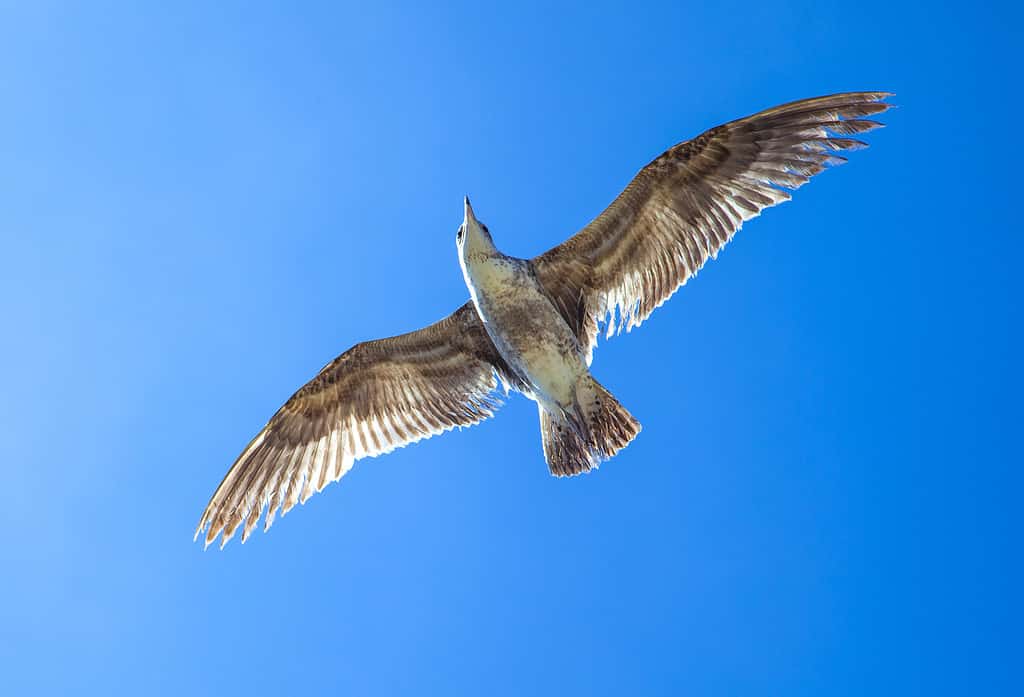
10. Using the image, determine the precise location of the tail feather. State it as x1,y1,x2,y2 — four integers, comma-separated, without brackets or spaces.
539,376,641,476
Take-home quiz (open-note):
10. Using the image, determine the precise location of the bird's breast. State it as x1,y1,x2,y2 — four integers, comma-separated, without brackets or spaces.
463,254,585,406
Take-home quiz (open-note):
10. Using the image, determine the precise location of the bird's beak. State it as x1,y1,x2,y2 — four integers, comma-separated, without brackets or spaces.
464,195,476,225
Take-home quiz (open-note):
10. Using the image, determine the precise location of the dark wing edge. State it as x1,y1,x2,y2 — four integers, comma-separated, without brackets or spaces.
194,302,517,549
532,91,894,360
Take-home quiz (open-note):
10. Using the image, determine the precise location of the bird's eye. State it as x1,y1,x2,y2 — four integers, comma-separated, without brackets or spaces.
481,224,489,234
456,225,464,243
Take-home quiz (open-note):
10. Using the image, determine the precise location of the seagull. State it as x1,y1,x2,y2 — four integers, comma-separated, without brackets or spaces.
196,91,892,548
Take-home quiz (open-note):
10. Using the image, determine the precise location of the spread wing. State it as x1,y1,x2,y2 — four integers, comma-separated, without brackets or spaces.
533,91,893,360
195,302,518,548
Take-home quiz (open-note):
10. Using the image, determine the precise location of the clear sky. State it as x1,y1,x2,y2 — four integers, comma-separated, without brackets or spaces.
2,2,1019,695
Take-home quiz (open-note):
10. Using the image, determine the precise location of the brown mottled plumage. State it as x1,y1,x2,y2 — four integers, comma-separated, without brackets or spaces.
535,91,893,359
196,91,891,548
196,304,523,548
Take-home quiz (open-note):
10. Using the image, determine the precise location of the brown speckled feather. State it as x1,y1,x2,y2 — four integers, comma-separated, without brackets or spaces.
195,302,519,548
533,92,893,359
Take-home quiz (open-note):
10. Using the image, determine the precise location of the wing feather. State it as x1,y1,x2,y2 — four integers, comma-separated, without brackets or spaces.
533,91,892,356
195,302,518,548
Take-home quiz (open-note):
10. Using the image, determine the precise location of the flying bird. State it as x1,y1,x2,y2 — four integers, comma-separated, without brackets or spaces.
196,91,892,548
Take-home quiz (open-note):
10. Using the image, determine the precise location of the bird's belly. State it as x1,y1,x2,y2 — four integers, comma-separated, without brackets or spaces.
468,262,585,407
483,297,584,407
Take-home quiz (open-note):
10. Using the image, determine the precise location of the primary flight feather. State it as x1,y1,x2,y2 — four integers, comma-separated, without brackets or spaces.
196,91,892,548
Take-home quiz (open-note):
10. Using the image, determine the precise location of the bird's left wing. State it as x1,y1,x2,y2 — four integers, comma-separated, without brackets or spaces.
195,301,518,548
532,92,893,361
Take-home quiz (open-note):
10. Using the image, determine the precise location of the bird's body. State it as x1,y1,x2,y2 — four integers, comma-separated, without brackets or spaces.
196,91,893,548
458,202,641,473
459,227,584,410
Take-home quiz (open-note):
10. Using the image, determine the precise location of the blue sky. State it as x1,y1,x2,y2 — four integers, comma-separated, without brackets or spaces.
1,2,1020,695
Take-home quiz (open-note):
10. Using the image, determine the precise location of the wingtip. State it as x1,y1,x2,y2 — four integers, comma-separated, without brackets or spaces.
857,90,894,101
193,519,207,544
872,92,896,108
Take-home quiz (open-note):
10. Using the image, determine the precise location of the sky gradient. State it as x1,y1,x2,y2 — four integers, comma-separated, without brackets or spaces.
2,2,1020,695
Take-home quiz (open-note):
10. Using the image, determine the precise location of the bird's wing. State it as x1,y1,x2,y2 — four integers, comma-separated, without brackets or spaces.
532,92,892,361
195,301,518,548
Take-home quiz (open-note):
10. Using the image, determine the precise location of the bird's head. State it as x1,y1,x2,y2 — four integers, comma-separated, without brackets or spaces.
456,196,496,262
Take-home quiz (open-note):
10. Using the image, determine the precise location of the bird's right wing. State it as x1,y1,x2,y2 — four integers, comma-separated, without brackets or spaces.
195,302,519,548
532,92,893,361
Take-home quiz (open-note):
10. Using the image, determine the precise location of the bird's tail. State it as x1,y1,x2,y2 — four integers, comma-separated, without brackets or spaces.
539,375,641,476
